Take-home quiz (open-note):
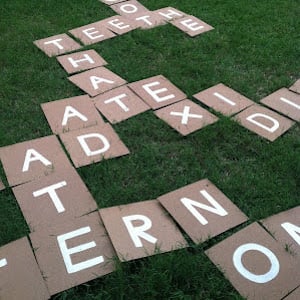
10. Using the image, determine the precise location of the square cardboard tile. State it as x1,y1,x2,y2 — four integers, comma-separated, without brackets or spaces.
69,21,116,45
284,287,300,300
68,67,127,97
41,94,105,134
59,124,130,168
93,85,150,123
290,79,300,94
30,212,116,296
233,104,295,141
171,16,214,37
99,200,188,261
261,206,300,257
110,0,150,19
0,179,5,191
158,179,248,243
154,7,187,22
0,135,73,187
128,75,187,109
193,83,254,116
205,223,300,300
100,0,126,5
100,15,138,35
57,50,108,74
133,12,167,29
34,34,82,57
260,88,300,122
155,99,218,136
12,168,98,232
0,237,50,300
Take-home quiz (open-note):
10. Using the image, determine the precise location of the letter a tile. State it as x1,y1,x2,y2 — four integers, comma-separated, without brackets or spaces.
205,223,300,300
59,124,130,168
29,212,116,296
99,200,188,261
158,179,248,243
0,237,50,300
233,104,295,141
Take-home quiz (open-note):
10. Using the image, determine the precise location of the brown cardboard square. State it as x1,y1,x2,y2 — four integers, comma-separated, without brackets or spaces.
155,99,218,136
57,50,108,74
30,212,116,295
193,83,254,116
93,85,150,123
100,15,138,35
154,7,187,22
171,16,214,37
34,34,82,57
59,124,129,168
41,95,105,134
290,79,300,94
0,135,73,187
261,206,300,257
99,200,188,261
233,104,295,142
0,237,50,300
68,67,127,97
110,0,150,19
158,179,248,243
260,88,300,122
0,179,5,191
100,0,126,5
128,75,187,109
205,223,300,300
12,168,98,232
69,22,116,45
133,12,167,29
284,287,300,300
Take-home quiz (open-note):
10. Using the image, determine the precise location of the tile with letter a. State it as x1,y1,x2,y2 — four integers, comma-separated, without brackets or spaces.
205,223,300,300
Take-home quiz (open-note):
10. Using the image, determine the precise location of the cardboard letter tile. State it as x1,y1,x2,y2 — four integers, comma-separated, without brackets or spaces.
233,104,295,141
30,212,116,296
128,75,187,109
261,206,300,257
68,67,127,97
57,50,108,74
12,168,98,232
0,135,73,187
154,7,187,22
110,0,150,19
193,83,254,116
284,287,300,300
155,99,218,136
93,85,150,123
69,22,116,45
99,200,188,261
34,34,81,57
59,124,130,168
260,88,300,122
100,15,138,35
158,179,248,243
290,79,300,94
171,16,214,37
41,94,105,134
205,223,300,300
133,12,167,29
0,237,50,300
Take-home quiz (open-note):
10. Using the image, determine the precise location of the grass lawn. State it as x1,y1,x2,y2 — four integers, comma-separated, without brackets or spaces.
0,0,299,299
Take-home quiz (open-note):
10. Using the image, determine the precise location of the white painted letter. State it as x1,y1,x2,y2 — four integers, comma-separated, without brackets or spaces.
22,149,52,172
33,181,67,213
246,113,279,133
82,28,104,40
0,258,7,268
120,4,138,14
135,15,153,26
90,76,114,90
158,9,183,20
108,19,130,30
57,226,104,274
180,19,204,31
170,106,203,124
77,133,110,157
62,106,88,126
142,81,175,103
233,243,280,283
279,97,300,110
180,190,228,225
68,54,95,68
44,39,64,50
281,222,300,246
122,214,158,247
104,93,129,112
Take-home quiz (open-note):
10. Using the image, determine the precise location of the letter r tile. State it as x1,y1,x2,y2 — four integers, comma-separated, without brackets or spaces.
205,223,300,300
99,200,188,261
